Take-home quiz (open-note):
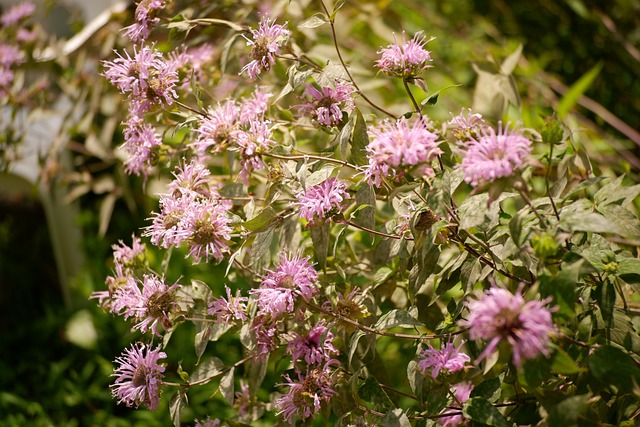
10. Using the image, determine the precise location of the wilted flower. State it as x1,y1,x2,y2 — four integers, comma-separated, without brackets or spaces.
287,322,338,365
460,123,532,187
293,178,350,224
364,118,442,187
275,362,339,423
297,82,354,127
240,16,290,79
375,31,434,78
461,286,555,369
111,343,166,410
418,339,470,378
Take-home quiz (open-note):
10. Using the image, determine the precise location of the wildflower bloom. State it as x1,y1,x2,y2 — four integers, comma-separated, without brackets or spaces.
438,382,473,427
0,44,24,67
234,380,252,419
121,118,163,176
275,362,339,423
448,108,486,140
418,339,470,379
460,286,555,369
182,199,233,263
287,322,339,365
102,45,178,115
251,313,279,356
0,1,36,26
375,32,434,78
112,275,180,336
122,0,166,43
111,343,166,410
195,419,221,427
208,285,248,326
297,82,354,127
364,118,442,187
168,160,213,199
230,119,275,185
112,235,146,269
193,99,241,155
460,123,532,187
239,87,273,123
250,253,319,318
240,16,290,79
293,178,350,224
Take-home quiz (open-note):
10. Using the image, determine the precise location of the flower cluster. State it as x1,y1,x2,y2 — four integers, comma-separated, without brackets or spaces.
364,118,442,186
241,16,290,79
207,285,248,326
145,160,233,262
297,82,354,127
375,32,434,78
111,343,166,410
287,321,338,365
461,286,555,368
293,177,350,224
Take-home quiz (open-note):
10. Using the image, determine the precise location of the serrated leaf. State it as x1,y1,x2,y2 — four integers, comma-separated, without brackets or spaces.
191,357,225,384
220,367,235,404
463,397,513,427
375,309,424,329
560,210,623,235
599,204,640,239
310,222,330,269
588,345,640,394
194,321,211,360
458,192,515,230
374,266,394,287
248,226,274,267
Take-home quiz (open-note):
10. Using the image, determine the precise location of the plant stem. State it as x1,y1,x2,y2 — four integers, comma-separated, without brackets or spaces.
545,140,561,221
263,151,361,170
403,78,422,116
318,0,398,119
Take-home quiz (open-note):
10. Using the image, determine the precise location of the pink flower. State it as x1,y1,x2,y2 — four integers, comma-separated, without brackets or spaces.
102,45,178,114
438,382,473,427
375,32,434,78
287,322,338,365
0,44,24,67
251,253,319,317
460,286,555,369
364,118,442,187
418,339,470,378
121,118,163,177
0,2,35,26
113,275,180,336
193,99,241,156
239,87,273,123
230,120,274,185
275,363,339,423
448,108,486,140
168,160,214,199
251,314,279,356
460,123,532,187
297,82,354,127
111,343,166,410
195,419,221,427
293,178,350,224
182,199,233,263
145,192,192,249
207,285,248,326
240,16,290,79
121,0,166,43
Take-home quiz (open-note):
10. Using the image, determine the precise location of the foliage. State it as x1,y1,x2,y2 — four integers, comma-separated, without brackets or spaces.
2,0,640,426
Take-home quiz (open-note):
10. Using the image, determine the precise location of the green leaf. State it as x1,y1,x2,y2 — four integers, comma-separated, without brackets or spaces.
248,226,274,267
458,192,515,230
220,368,235,405
339,111,355,161
374,266,394,287
557,62,603,119
545,394,591,426
587,345,640,394
310,223,330,269
599,204,640,239
194,320,211,361
463,397,514,427
550,345,581,374
500,44,523,75
351,108,369,166
243,207,277,232
191,357,225,384
357,376,394,409
375,309,424,329
381,408,411,427
420,84,461,107
354,184,375,230
560,210,623,235
618,257,640,286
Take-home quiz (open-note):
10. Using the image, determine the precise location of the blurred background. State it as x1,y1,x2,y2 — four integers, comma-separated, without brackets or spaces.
0,0,638,425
